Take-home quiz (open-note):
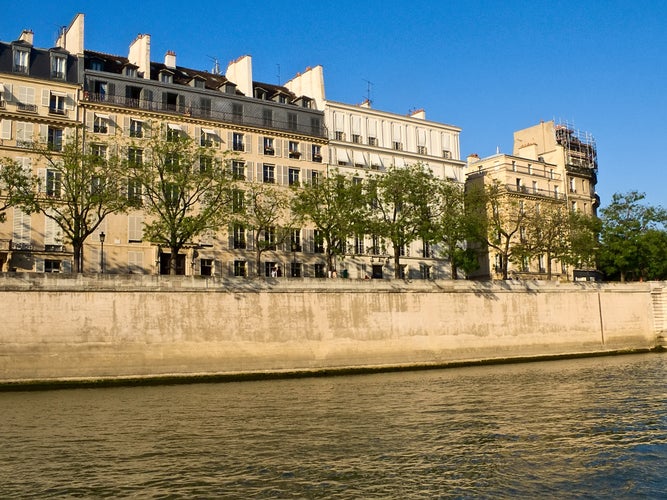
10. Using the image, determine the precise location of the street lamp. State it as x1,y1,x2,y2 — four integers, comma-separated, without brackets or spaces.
99,231,105,274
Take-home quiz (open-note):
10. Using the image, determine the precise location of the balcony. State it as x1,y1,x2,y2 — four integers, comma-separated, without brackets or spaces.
17,102,37,113
505,183,566,200
82,91,328,138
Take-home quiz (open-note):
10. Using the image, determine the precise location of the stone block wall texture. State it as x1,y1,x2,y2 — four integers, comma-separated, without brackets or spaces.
0,275,663,383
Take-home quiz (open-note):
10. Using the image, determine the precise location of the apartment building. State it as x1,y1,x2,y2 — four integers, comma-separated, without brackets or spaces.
0,15,329,276
0,28,80,273
465,120,599,280
286,67,466,279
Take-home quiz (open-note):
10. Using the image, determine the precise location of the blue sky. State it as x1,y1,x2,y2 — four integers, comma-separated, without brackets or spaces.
2,0,666,209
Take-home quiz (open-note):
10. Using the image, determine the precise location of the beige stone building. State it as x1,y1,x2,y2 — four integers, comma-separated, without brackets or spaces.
466,120,599,280
286,67,466,279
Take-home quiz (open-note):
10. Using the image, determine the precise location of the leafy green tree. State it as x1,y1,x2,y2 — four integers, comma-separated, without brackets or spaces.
0,158,34,223
428,178,475,279
465,180,527,280
128,124,233,275
598,191,667,282
366,163,436,279
236,182,294,277
292,170,366,275
5,131,133,273
564,210,601,271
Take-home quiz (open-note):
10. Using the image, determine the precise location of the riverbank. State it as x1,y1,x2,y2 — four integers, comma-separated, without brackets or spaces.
1,274,665,389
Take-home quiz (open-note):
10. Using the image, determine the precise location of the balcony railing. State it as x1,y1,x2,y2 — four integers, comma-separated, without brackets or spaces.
82,91,328,138
17,102,37,113
505,183,566,200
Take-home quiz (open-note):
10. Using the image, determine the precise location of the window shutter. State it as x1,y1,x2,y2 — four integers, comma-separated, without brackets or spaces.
274,139,281,157
3,83,13,102
194,126,201,145
44,212,61,245
306,143,312,161
37,168,46,193
227,224,234,249
245,135,251,153
66,93,75,111
247,229,254,251
108,83,116,96
62,259,72,273
124,116,130,136
86,111,94,131
246,161,254,182
35,258,45,273
178,94,185,112
144,121,152,139
39,124,48,142
0,119,11,140
41,89,50,107
283,140,289,158
227,131,233,150
256,162,263,181
128,215,143,242
13,208,31,247
281,165,288,186
305,228,314,253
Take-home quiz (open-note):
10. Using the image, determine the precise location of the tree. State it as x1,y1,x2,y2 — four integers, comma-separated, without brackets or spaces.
128,124,233,275
428,178,475,279
465,180,527,280
0,158,34,223
518,202,571,280
6,130,133,273
292,170,366,275
236,182,294,277
598,191,667,282
366,164,436,279
563,210,601,272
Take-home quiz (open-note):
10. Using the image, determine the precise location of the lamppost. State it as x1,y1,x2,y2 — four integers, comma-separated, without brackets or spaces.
291,242,296,277
99,231,105,274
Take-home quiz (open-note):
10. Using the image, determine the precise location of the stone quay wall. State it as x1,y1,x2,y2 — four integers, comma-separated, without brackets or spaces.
0,274,664,386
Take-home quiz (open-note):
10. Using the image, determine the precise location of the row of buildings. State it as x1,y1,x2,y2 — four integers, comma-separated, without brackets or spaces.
0,14,599,280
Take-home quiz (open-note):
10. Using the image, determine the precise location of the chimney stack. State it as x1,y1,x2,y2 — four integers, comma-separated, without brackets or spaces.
165,50,176,69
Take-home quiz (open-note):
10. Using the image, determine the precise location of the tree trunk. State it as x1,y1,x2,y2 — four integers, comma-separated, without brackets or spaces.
169,246,179,275
72,242,83,273
394,247,401,279
546,251,552,280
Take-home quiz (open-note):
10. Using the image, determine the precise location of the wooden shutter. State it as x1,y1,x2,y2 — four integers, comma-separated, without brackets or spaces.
0,119,10,140
246,161,254,182
13,208,31,247
41,89,50,107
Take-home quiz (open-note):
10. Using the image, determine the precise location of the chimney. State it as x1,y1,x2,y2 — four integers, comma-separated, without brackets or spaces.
18,29,34,45
128,34,151,79
410,108,426,120
165,50,176,69
225,55,253,97
284,65,326,110
467,153,480,166
55,13,84,55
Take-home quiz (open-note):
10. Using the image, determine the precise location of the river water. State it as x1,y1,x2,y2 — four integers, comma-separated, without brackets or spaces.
1,353,665,499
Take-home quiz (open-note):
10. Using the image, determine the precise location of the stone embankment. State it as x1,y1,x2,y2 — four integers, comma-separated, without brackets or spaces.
0,274,664,388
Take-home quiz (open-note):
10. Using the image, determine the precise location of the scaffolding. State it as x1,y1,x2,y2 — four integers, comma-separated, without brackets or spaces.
554,120,598,171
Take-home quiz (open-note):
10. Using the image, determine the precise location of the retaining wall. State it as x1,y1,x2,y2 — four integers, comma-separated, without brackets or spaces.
0,275,664,386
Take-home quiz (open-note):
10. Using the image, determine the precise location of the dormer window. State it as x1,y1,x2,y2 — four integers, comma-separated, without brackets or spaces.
124,66,138,78
51,54,67,79
90,60,103,71
160,71,173,84
13,47,30,74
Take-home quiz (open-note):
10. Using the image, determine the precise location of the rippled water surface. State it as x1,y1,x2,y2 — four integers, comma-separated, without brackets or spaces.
1,353,665,498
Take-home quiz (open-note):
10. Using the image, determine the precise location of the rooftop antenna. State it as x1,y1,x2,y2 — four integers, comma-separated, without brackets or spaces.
276,64,281,85
363,78,373,106
207,56,220,75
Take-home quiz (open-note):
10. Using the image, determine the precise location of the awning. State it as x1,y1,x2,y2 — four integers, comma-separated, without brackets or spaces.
51,91,66,97
95,113,109,119
336,148,350,164
370,153,383,167
168,123,182,130
202,128,217,135
353,150,367,166
0,84,5,92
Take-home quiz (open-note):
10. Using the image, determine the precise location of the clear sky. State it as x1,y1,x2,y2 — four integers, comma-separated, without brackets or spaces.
2,0,666,209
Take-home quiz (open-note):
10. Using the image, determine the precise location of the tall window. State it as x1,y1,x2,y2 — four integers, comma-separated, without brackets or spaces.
13,48,29,74
233,260,247,277
233,132,244,151
166,125,180,142
232,103,243,123
130,119,143,138
355,235,365,254
314,230,324,253
46,170,62,197
263,137,275,155
128,147,143,166
312,145,322,162
232,189,244,213
290,229,302,252
232,161,245,180
47,127,63,151
51,55,66,79
49,93,66,115
287,113,297,131
233,224,246,249
335,131,345,141
263,109,273,127
263,164,275,184
288,168,300,186
288,141,300,158
93,114,108,133
265,227,276,250
91,144,107,158
127,179,143,203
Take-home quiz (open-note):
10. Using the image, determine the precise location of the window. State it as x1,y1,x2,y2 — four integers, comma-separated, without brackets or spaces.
334,131,345,141
310,117,321,134
519,200,525,215
423,241,432,258
417,145,427,155
165,153,180,173
49,93,66,115
290,229,302,252
291,262,302,278
233,224,246,249
264,137,274,155
532,181,538,194
571,201,577,212
352,134,361,144
128,147,143,166
91,144,107,158
130,119,143,138
94,81,108,101
233,260,247,277
51,55,66,79
45,260,61,273
13,48,29,74
288,168,300,186
126,87,142,107
314,230,324,253
166,124,181,142
312,145,322,162
393,141,403,151
528,164,533,175
420,264,431,280
442,150,452,159
200,129,216,147
232,189,244,213
366,137,377,147
233,132,244,151
46,170,62,197
355,235,365,254
538,255,545,273
232,161,245,180
125,67,137,78
200,259,213,276
288,141,300,158
569,177,576,193
232,103,243,123
194,79,205,89
47,127,63,151
160,71,173,84
199,155,213,173
370,235,380,255
93,114,109,133
288,113,298,131
263,164,275,184
127,179,143,203
265,227,276,250
263,108,273,127
554,185,559,198
311,170,320,186
549,169,554,179
90,60,103,71
200,97,212,118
